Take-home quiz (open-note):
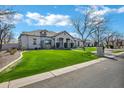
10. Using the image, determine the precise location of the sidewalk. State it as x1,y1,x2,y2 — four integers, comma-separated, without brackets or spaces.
92,49,124,58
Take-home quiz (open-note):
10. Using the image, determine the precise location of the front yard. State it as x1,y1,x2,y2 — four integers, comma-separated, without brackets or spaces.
0,47,98,83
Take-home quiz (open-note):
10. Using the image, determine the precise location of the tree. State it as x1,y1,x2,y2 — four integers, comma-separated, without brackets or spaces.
0,10,15,16
90,17,109,46
104,31,116,48
89,15,110,56
71,10,96,50
0,9,15,50
114,32,123,48
3,30,14,44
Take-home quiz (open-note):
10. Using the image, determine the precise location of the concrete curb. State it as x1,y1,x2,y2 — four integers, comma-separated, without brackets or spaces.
0,51,23,73
9,72,54,88
0,57,106,88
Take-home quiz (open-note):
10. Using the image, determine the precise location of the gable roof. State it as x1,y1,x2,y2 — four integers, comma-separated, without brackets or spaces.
53,31,75,39
21,30,57,37
19,30,82,41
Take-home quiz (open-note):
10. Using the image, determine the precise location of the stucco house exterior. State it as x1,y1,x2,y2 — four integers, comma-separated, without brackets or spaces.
18,30,83,49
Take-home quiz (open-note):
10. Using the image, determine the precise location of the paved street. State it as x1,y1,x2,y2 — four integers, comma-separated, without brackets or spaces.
23,54,124,88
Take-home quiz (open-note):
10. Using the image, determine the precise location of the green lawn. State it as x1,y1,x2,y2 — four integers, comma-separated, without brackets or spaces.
112,50,124,53
75,47,96,52
0,47,97,83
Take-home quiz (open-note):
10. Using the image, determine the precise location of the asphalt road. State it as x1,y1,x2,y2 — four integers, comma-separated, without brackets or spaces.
23,54,124,88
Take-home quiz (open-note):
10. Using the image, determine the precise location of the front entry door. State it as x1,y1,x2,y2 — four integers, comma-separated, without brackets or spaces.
40,40,44,49
59,38,64,48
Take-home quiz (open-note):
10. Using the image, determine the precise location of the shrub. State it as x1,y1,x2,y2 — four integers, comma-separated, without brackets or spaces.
6,49,11,53
9,48,17,55
110,45,114,49
21,46,26,51
35,47,38,50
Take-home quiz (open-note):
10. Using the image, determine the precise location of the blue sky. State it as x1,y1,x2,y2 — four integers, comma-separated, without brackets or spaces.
1,5,124,38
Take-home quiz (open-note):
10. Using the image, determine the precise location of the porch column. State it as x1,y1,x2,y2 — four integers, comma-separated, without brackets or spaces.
54,38,56,48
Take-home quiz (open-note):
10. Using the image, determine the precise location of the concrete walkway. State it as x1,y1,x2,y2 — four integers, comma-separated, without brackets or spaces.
92,49,124,58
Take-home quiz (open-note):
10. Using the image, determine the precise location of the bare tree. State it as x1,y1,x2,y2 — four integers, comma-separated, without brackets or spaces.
0,11,15,16
71,10,96,50
114,32,123,48
0,9,15,50
90,16,109,47
89,15,111,56
104,31,116,48
3,31,14,44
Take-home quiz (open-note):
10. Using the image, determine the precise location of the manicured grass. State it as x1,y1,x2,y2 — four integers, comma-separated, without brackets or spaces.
0,47,97,83
75,47,96,52
112,50,124,53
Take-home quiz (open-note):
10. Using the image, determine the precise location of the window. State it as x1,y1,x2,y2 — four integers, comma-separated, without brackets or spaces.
33,38,37,45
40,31,46,36
66,38,70,43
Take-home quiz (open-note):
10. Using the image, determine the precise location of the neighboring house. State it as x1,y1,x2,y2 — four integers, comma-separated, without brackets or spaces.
2,43,19,50
18,30,83,49
85,40,95,47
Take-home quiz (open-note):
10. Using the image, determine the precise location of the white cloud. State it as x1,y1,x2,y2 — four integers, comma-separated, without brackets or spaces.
0,13,23,24
117,7,124,13
26,12,71,26
13,13,24,24
25,19,33,25
75,5,124,16
26,12,45,21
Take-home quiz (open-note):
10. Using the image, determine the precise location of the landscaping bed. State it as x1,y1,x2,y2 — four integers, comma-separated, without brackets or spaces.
0,47,98,83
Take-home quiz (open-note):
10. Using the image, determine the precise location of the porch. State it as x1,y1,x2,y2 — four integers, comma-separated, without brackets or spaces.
55,38,74,49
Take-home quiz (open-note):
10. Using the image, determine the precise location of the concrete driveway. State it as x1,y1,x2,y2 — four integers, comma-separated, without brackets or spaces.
23,53,124,88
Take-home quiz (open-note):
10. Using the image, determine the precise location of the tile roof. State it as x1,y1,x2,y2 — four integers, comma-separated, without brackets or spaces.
20,30,82,41
21,30,57,37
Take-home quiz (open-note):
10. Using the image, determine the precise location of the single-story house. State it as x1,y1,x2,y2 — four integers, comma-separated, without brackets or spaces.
18,30,83,49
